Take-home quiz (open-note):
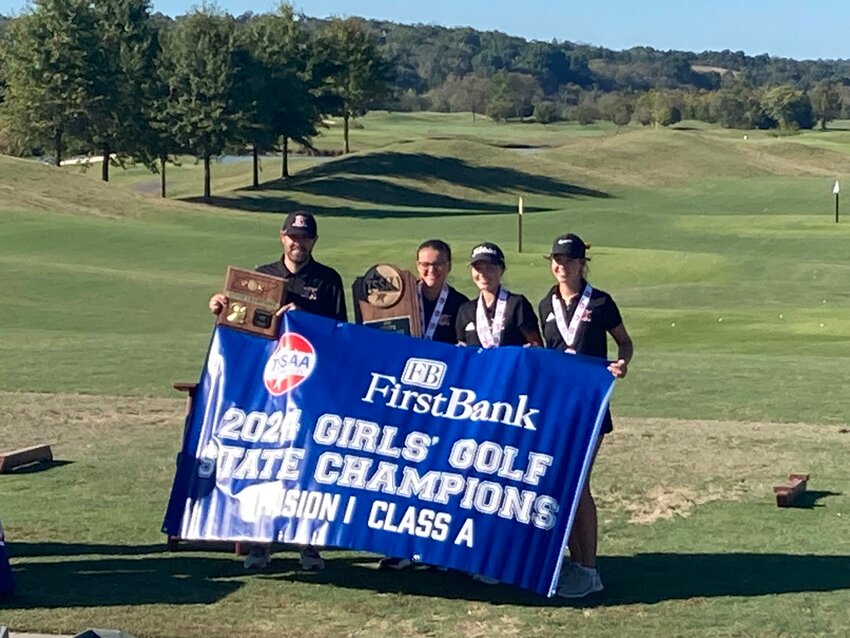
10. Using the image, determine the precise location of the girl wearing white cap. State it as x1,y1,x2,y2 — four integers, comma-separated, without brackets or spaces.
455,241,542,585
455,242,542,348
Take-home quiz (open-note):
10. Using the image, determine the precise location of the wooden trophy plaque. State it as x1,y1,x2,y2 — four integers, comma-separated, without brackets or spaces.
216,266,287,338
353,264,422,337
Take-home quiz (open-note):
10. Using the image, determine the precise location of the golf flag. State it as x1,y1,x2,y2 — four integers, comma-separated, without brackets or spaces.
163,311,615,596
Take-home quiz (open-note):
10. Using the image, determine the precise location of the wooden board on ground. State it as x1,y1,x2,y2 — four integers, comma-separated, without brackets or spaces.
774,473,810,507
0,444,53,473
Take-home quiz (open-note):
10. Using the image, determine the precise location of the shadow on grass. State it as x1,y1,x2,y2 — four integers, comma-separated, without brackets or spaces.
287,153,609,197
8,545,845,608
787,490,842,509
279,552,850,607
182,152,610,218
5,543,245,608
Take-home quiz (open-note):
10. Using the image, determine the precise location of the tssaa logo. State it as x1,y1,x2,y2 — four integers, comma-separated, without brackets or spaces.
263,332,316,395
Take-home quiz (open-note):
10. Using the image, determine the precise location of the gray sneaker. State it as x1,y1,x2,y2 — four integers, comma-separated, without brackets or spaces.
243,544,271,570
556,565,603,598
299,546,325,570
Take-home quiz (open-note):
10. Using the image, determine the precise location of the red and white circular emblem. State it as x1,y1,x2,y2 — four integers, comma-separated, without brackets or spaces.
263,332,316,395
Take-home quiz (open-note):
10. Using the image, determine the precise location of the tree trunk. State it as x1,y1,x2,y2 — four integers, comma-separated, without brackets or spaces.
160,156,166,198
101,143,110,182
343,113,350,154
821,119,827,131
282,136,289,178
203,154,211,202
252,144,259,188
54,130,62,167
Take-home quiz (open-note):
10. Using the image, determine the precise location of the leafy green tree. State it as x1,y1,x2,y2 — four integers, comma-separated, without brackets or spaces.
245,7,321,180
158,7,243,201
91,0,160,181
533,100,559,124
0,0,101,165
809,81,840,131
425,74,491,119
597,92,634,127
318,18,390,154
762,85,814,131
485,70,541,121
634,89,682,127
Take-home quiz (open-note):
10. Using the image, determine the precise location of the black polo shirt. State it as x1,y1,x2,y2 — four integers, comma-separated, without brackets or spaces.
537,283,623,359
539,282,622,435
256,257,347,321
455,290,538,347
421,285,469,344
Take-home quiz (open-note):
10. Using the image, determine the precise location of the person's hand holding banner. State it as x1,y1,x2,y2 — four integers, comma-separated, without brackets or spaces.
163,311,616,596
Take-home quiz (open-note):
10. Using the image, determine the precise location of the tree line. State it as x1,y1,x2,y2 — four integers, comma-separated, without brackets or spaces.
2,4,849,201
0,1,389,200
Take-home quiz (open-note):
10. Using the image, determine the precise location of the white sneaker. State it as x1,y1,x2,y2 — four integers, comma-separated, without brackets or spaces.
243,545,271,570
556,565,603,598
472,573,500,585
299,546,325,570
378,557,413,570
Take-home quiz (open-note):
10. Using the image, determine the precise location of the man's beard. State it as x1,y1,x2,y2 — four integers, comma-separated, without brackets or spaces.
287,247,310,264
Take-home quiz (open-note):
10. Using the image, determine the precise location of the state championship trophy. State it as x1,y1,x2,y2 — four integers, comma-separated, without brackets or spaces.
353,263,422,336
216,267,287,338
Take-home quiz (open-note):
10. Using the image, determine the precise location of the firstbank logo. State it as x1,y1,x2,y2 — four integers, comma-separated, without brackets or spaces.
401,358,446,389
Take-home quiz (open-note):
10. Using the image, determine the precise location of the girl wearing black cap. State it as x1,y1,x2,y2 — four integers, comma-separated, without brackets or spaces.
455,242,542,348
538,233,633,599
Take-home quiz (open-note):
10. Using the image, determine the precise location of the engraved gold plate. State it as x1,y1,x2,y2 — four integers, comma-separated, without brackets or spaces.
216,267,287,338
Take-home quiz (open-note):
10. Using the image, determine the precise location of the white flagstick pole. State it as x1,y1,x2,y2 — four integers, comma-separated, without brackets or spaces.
833,180,840,223
517,196,524,253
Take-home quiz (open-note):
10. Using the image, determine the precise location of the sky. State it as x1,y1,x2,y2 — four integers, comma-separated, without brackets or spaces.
1,0,848,61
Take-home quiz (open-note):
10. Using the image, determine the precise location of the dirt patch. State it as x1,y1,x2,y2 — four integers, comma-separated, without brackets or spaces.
594,417,848,524
2,393,846,525
0,391,184,452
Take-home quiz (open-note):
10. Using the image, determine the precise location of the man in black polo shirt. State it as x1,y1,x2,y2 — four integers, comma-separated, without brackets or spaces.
210,212,346,321
209,211,346,571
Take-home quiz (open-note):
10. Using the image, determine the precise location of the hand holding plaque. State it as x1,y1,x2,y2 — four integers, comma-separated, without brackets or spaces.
216,266,287,338
353,264,422,336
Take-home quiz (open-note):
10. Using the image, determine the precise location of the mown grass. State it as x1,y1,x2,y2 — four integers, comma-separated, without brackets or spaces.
1,393,848,637
1,112,849,636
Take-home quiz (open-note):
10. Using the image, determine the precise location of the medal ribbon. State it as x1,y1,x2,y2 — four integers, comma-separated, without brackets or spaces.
419,282,449,340
552,283,593,353
476,287,509,348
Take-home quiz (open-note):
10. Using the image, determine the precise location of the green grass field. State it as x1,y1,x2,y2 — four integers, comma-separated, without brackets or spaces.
1,113,849,637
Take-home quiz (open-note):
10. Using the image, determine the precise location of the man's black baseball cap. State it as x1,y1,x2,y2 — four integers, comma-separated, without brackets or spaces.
282,211,317,238
549,233,589,259
469,242,506,268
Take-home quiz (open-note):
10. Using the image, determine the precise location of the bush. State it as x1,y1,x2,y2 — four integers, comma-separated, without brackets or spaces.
533,100,559,124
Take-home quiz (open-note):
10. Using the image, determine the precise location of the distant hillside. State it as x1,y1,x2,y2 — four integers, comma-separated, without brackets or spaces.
294,17,850,98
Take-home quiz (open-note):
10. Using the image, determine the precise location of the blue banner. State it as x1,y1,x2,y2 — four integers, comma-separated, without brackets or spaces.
163,311,615,596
